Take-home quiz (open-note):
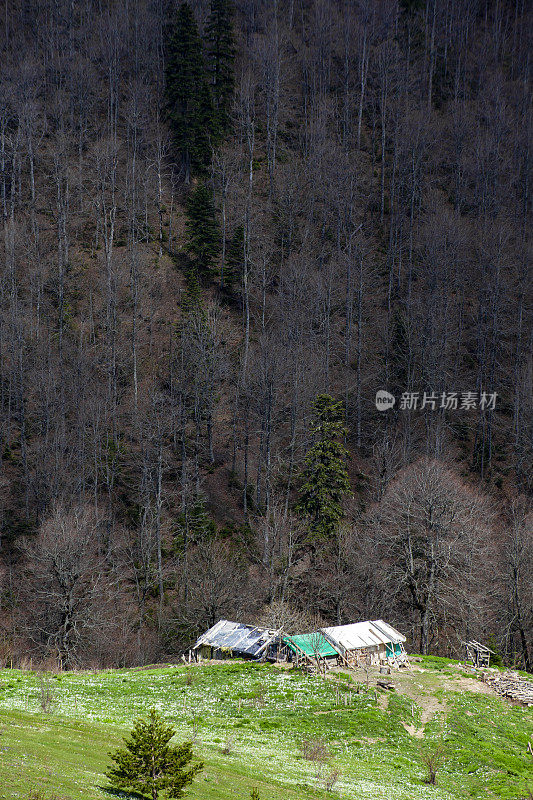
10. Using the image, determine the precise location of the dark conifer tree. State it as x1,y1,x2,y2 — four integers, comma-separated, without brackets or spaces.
185,184,220,277
206,0,235,133
165,3,215,176
175,495,216,552
106,709,203,798
189,82,217,171
182,265,203,311
296,395,351,540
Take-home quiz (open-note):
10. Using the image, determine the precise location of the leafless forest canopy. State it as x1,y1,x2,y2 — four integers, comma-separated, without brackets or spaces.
0,0,531,670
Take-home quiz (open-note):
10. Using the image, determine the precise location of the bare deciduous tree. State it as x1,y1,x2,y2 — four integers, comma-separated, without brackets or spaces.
24,504,119,668
367,460,493,654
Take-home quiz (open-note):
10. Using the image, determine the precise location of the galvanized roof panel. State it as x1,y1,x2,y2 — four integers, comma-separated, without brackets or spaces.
193,619,278,657
321,619,406,651
370,619,406,645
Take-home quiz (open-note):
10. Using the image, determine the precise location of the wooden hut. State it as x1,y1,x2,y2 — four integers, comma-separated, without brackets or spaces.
192,619,281,661
322,619,408,668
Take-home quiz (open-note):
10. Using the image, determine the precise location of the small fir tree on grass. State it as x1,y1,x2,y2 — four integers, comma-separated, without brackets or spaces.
106,708,203,800
185,184,220,277
296,394,351,540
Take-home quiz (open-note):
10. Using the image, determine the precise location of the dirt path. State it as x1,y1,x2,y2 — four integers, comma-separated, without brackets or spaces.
400,721,425,738
447,675,494,695
326,662,498,738
377,693,389,711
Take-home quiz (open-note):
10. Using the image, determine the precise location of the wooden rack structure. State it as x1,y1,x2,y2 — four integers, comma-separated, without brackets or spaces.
463,640,494,668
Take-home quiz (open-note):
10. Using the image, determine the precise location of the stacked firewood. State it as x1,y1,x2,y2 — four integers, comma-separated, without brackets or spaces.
481,671,533,706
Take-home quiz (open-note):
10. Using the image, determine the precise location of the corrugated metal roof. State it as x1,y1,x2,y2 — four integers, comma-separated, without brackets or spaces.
371,620,407,645
193,619,279,657
322,619,406,652
283,633,339,658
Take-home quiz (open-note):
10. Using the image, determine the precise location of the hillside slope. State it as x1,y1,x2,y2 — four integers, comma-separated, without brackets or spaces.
0,660,532,800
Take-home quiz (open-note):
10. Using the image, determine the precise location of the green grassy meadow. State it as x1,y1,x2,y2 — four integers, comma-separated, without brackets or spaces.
0,658,531,800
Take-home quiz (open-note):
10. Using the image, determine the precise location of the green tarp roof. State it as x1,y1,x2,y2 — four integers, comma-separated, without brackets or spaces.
283,633,338,658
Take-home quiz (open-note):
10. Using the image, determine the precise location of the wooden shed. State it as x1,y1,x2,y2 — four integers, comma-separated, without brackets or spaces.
322,619,408,668
191,619,281,661
463,640,494,668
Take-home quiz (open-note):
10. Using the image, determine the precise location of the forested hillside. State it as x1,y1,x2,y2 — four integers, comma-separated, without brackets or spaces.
0,0,531,670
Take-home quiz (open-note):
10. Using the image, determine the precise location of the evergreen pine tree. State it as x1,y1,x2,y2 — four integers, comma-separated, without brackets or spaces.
174,495,216,552
206,0,235,132
165,3,215,175
185,183,220,276
189,82,217,170
106,708,203,800
296,394,351,539
223,224,244,293
182,265,203,312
